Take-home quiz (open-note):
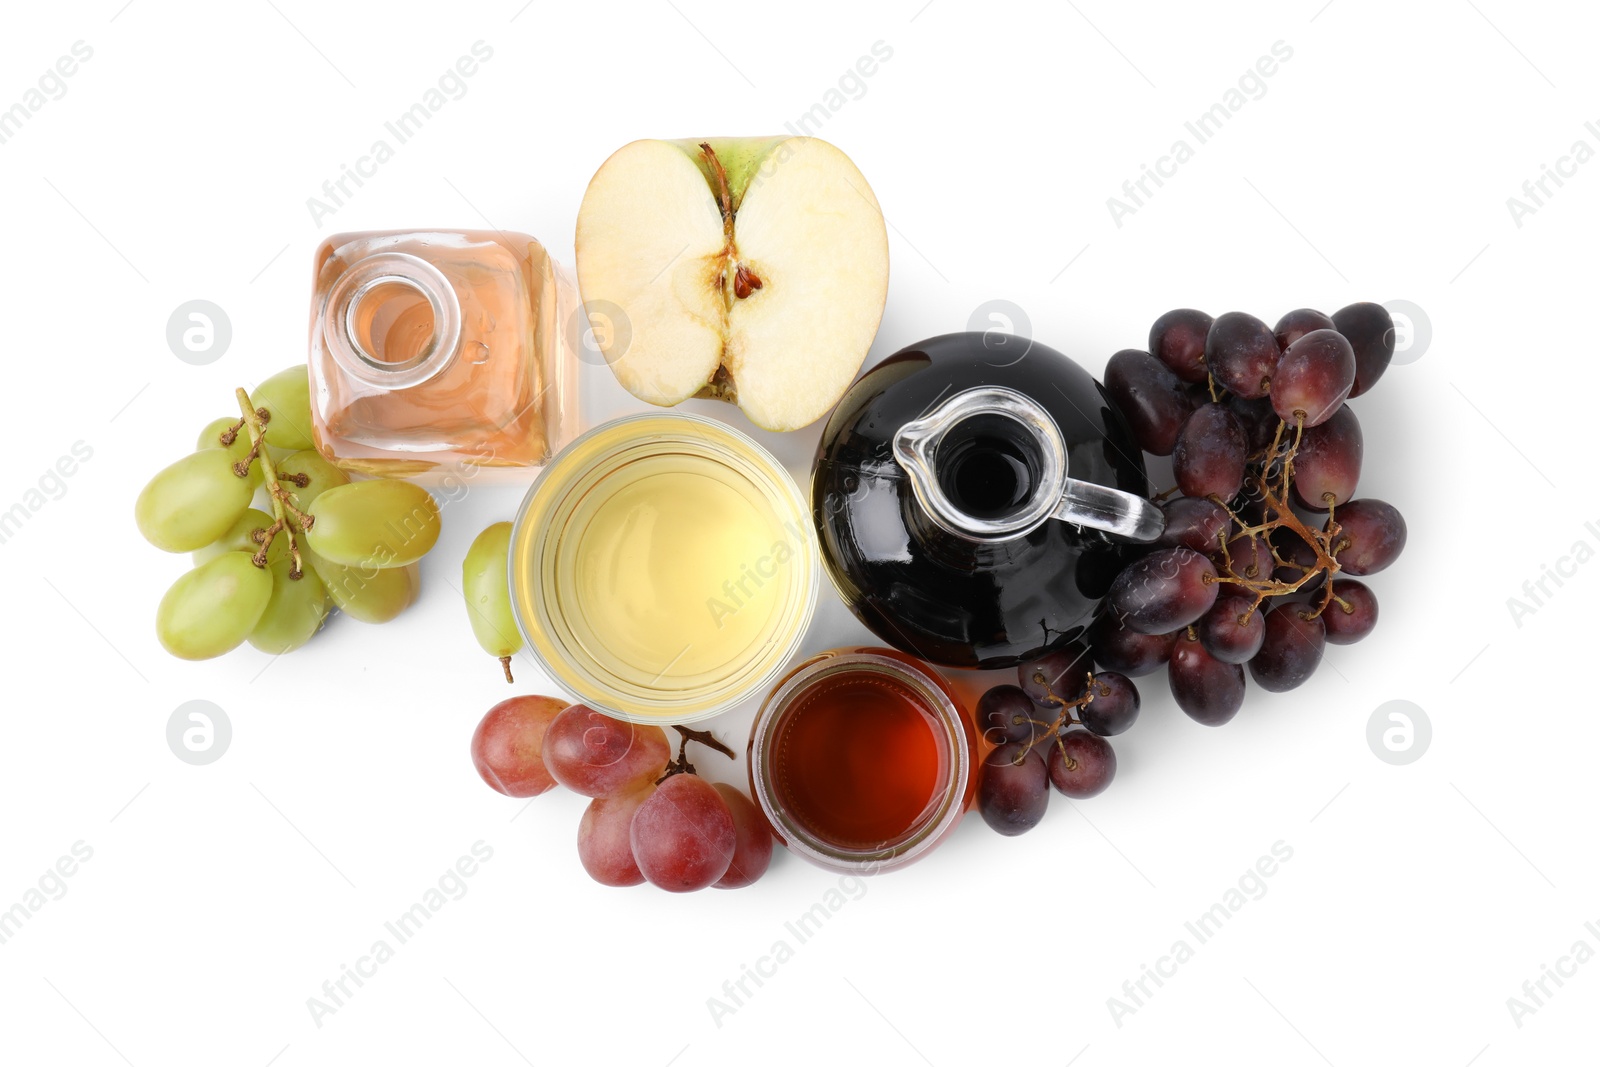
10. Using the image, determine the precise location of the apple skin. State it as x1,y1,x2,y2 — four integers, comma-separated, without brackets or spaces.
470,695,569,797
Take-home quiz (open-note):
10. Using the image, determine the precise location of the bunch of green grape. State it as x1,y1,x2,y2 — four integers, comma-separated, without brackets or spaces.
136,366,443,660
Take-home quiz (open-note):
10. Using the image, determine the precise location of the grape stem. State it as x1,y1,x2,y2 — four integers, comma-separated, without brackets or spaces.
1200,413,1346,621
1016,669,1107,769
656,725,735,782
231,387,311,580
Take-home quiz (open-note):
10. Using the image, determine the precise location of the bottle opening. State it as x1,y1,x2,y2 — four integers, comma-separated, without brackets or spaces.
935,412,1045,522
348,278,437,366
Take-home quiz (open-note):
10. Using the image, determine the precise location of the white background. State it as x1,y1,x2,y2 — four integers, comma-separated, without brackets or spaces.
1,1,1593,1064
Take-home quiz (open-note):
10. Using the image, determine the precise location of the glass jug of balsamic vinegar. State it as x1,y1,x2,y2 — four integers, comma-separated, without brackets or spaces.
812,332,1163,669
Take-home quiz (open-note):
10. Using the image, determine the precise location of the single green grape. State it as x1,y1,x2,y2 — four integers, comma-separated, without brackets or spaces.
253,366,315,451
275,450,350,531
196,416,262,490
311,548,421,623
136,448,255,553
462,521,520,682
248,557,329,654
191,507,287,566
306,479,440,568
156,553,274,660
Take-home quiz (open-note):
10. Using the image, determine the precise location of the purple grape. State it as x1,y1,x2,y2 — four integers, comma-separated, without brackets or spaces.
1149,308,1213,384
1227,393,1281,452
1224,533,1275,582
1157,496,1231,557
1018,641,1094,706
1206,312,1280,399
1291,404,1363,508
1048,730,1116,798
977,742,1050,836
1274,308,1335,350
1088,612,1177,677
1168,631,1246,726
977,684,1046,745
1329,499,1406,576
1173,403,1248,500
1104,349,1199,456
1106,547,1220,635
1198,594,1266,664
1331,301,1395,397
1273,329,1355,427
1249,603,1326,692
1270,528,1325,591
1323,579,1378,645
1079,672,1140,736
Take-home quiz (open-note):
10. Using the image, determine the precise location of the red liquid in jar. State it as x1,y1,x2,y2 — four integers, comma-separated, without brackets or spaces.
772,672,945,849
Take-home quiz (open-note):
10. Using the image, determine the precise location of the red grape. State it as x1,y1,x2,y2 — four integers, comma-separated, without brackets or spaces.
1206,311,1280,399
1048,730,1116,798
1250,603,1326,692
1173,403,1248,500
1227,393,1281,452
542,705,671,798
978,684,1049,745
1331,301,1395,397
1274,308,1334,350
977,743,1049,836
1323,579,1379,645
1107,547,1219,634
1017,641,1094,706
1169,631,1246,725
577,785,653,887
630,773,735,892
1198,594,1266,664
1088,612,1176,676
1079,672,1140,736
713,783,774,889
1224,533,1275,581
1104,349,1199,456
1158,497,1231,557
1291,404,1363,508
1149,308,1213,383
471,695,567,798
1329,499,1406,576
1273,329,1355,427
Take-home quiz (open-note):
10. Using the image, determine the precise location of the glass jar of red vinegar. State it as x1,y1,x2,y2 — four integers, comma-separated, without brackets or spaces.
748,648,977,875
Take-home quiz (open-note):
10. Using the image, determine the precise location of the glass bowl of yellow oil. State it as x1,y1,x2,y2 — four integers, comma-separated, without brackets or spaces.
509,412,818,724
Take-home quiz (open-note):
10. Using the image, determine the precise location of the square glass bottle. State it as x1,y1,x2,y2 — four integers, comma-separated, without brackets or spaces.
308,229,577,478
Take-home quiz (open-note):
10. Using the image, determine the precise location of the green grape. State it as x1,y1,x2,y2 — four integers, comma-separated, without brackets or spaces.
275,450,350,531
136,449,255,553
196,417,262,490
311,549,421,623
306,480,440,568
248,558,329,654
462,521,520,682
253,366,315,451
156,553,274,660
191,508,287,566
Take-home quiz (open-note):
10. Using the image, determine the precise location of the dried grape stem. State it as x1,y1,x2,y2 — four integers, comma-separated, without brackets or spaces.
657,724,736,781
499,656,514,684
233,387,306,579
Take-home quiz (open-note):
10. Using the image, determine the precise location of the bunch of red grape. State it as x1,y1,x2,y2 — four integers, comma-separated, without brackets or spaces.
975,302,1406,836
471,696,773,891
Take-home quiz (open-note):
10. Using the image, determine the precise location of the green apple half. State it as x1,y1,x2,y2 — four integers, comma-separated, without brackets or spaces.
574,137,890,431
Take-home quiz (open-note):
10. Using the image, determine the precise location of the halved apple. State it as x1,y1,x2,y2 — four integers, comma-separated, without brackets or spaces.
575,136,890,431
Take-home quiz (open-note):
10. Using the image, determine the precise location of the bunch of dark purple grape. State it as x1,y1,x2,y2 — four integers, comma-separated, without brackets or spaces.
974,302,1407,837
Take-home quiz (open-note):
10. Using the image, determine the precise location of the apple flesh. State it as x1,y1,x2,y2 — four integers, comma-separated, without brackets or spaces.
575,136,890,431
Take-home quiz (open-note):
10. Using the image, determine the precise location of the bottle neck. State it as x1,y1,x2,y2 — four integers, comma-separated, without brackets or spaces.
322,252,462,391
